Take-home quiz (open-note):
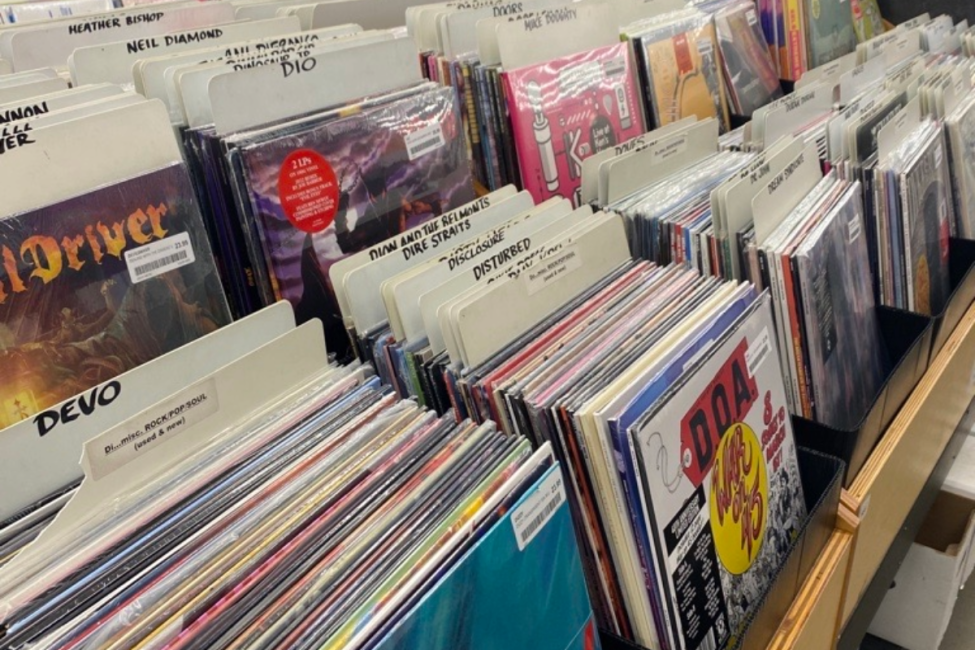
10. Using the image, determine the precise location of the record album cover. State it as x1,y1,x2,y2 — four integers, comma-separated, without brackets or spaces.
804,0,857,68
629,296,806,650
946,97,975,238
638,14,731,131
502,43,646,207
796,185,885,430
238,87,475,358
715,2,783,116
0,163,230,430
904,133,952,316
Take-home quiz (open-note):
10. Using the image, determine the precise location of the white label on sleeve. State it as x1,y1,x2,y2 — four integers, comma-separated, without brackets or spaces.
849,214,862,243
746,327,772,377
511,469,566,550
125,232,195,284
523,245,582,295
85,378,219,481
404,123,445,161
746,9,758,25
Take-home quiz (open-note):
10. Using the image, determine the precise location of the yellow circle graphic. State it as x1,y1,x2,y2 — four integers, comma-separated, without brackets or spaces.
709,422,769,575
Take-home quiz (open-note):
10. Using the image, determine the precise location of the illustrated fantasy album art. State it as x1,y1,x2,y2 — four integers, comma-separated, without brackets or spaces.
238,86,475,359
0,163,230,430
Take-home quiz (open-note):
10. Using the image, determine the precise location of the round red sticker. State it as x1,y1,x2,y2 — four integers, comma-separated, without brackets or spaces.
278,149,339,234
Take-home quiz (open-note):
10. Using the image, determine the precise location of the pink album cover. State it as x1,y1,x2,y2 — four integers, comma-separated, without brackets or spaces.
502,43,646,207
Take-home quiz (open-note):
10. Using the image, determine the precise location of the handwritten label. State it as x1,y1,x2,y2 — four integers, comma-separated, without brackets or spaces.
125,232,195,283
125,27,225,54
0,123,35,155
0,101,48,125
511,469,566,550
85,378,219,481
524,245,582,295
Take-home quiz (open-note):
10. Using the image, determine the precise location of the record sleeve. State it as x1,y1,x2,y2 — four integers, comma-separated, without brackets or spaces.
796,184,886,430
637,13,731,131
629,295,806,650
804,0,857,68
502,43,646,207
714,2,783,117
903,131,952,316
0,163,230,430
946,96,975,239
237,87,475,359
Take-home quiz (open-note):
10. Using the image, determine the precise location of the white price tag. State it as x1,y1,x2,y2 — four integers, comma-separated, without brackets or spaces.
125,232,195,284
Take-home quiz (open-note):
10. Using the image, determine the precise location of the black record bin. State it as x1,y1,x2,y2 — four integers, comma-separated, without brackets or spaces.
792,237,975,487
791,306,932,487
597,449,844,650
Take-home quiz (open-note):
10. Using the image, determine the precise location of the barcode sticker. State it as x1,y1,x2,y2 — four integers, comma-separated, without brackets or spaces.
404,124,445,161
511,469,566,551
746,9,757,25
849,213,862,243
603,56,626,78
124,233,195,284
745,327,771,377
697,37,714,57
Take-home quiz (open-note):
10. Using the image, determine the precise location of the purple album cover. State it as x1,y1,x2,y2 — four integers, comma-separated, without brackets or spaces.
237,86,475,359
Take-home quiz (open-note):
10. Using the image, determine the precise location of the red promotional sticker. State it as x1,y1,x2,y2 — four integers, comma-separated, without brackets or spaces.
278,149,339,234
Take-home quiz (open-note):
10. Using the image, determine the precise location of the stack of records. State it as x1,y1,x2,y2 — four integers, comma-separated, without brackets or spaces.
874,116,953,315
0,485,77,568
0,325,597,650
623,7,731,132
433,253,807,650
178,36,475,360
945,92,975,239
748,173,887,429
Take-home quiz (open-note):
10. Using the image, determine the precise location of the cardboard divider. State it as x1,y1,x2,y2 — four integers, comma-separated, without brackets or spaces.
930,237,975,359
792,307,933,486
598,448,846,650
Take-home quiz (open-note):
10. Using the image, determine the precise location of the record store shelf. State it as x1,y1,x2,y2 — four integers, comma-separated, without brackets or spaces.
763,300,975,650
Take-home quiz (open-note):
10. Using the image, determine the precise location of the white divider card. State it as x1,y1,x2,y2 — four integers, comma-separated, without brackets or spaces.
0,83,124,124
795,51,857,91
604,118,719,205
857,27,904,63
182,29,393,129
0,303,296,523
143,24,363,122
69,16,302,86
751,140,823,243
453,212,630,368
759,81,834,149
235,0,323,21
715,136,803,278
329,186,521,326
614,0,690,26
0,76,66,104
886,56,925,94
0,319,341,594
312,0,445,30
827,91,885,161
344,189,538,335
207,34,419,134
388,201,589,342
435,216,594,358
884,29,922,68
10,91,146,131
839,55,886,105
876,95,923,162
7,2,236,72
277,3,316,29
0,68,58,85
440,0,563,60
580,117,696,205
18,91,146,128
901,12,932,30
496,3,618,70
0,99,180,217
